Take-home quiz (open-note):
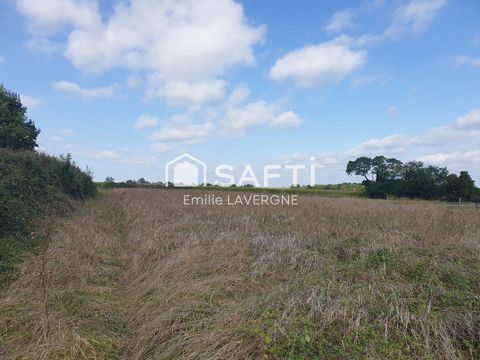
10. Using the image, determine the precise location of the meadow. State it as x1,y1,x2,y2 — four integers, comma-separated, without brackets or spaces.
0,189,479,359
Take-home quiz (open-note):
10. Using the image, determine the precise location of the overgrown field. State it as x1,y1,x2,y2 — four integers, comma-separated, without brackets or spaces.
1,189,479,359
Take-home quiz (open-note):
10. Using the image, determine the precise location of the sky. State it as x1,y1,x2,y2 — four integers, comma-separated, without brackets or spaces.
0,0,479,185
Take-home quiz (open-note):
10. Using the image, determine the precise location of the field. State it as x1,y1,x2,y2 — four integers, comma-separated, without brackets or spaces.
1,189,479,359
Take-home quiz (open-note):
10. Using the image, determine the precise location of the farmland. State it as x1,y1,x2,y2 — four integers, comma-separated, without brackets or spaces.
1,189,479,359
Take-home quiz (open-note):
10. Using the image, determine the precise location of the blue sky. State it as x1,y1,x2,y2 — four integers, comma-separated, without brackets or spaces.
1,0,479,185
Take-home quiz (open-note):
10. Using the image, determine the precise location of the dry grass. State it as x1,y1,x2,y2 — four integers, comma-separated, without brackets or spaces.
1,189,479,359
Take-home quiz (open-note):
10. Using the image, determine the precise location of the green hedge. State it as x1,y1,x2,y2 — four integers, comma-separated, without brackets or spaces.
0,149,96,237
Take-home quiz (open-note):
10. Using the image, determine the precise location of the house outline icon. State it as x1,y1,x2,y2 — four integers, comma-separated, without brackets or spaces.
165,153,207,187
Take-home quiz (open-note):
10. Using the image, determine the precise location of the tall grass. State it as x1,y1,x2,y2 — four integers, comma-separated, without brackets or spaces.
0,189,479,359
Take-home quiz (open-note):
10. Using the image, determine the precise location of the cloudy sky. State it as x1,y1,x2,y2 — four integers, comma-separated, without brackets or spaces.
1,0,479,184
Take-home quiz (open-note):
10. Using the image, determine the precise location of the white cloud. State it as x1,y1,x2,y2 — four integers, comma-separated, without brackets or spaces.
348,0,446,47
147,79,226,106
134,115,159,130
449,55,480,69
418,150,480,165
15,0,101,36
387,106,399,117
151,122,213,143
150,143,174,153
0,55,4,63
454,109,480,129
277,108,480,184
324,8,356,34
146,86,304,142
221,100,303,135
20,94,44,108
16,0,264,106
52,81,118,100
270,39,366,87
385,0,446,38
350,134,414,156
227,86,251,105
269,111,303,129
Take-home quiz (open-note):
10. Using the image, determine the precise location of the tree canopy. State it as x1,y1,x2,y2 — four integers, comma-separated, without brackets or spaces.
0,85,40,150
346,156,478,201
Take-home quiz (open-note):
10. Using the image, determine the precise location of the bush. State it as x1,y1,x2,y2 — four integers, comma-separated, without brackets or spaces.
0,149,96,237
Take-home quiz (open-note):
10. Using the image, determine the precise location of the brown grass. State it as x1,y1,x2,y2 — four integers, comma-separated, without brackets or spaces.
1,189,479,359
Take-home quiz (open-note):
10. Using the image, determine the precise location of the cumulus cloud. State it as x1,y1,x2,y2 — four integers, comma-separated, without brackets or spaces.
20,94,44,108
221,94,303,135
52,80,118,100
147,79,226,106
15,0,100,36
269,39,366,87
269,111,303,129
133,115,159,130
145,86,304,144
324,8,356,34
16,0,264,106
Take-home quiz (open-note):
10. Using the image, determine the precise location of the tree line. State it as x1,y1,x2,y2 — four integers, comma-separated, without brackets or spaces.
346,156,479,201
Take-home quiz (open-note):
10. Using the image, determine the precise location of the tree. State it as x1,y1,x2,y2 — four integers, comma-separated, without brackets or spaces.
446,171,476,201
105,177,115,183
0,85,40,150
371,156,403,182
346,157,373,181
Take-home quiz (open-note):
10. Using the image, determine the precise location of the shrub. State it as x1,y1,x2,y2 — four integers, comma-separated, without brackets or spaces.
0,149,96,237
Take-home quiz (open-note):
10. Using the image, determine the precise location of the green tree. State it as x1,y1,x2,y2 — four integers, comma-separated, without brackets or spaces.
0,85,40,150
346,156,373,181
446,171,476,201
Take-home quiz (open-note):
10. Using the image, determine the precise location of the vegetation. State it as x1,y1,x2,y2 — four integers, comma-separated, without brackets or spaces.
100,179,366,198
0,189,478,359
0,85,96,285
347,155,479,201
0,85,40,151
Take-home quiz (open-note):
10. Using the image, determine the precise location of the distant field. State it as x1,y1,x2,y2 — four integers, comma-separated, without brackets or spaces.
97,182,367,198
1,189,479,359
